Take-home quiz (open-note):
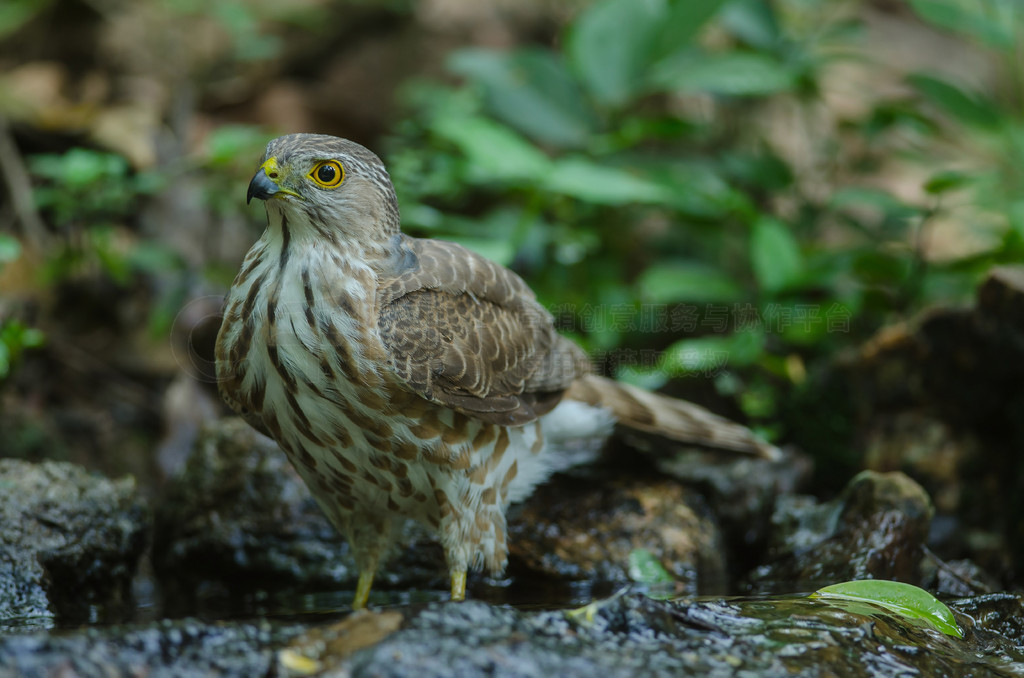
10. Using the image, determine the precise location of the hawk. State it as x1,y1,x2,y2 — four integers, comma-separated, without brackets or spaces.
215,134,774,608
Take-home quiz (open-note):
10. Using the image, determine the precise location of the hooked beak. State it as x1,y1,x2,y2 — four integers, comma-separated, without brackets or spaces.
246,168,279,204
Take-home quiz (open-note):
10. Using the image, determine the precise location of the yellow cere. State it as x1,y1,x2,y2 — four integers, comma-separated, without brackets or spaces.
260,156,280,177
254,156,303,201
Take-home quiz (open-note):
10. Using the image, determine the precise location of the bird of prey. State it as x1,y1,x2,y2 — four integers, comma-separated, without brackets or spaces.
216,133,774,608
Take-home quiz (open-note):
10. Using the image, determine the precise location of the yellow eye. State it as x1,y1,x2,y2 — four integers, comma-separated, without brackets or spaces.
309,160,344,188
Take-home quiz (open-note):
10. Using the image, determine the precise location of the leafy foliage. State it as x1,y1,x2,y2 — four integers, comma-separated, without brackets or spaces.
0,236,44,380
0,319,45,380
385,0,1024,443
0,0,51,40
29,148,166,285
18,128,267,338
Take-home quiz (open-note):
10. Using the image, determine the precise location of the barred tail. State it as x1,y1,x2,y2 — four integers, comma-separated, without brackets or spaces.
565,374,780,459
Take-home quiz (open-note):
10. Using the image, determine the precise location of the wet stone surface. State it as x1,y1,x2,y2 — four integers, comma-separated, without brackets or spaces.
4,593,1020,678
747,470,934,593
1,427,1021,677
646,444,810,572
802,265,1024,585
339,593,1023,678
0,459,148,631
152,419,354,593
950,593,1024,645
0,617,306,678
509,475,726,595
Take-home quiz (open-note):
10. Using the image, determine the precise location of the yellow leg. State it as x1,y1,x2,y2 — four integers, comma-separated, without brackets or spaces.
353,569,375,610
450,569,467,602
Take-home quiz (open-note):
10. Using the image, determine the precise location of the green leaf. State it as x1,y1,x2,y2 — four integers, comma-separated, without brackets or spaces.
720,150,794,192
909,0,1016,49
641,160,749,218
830,187,919,219
0,234,22,264
127,242,183,274
908,73,1000,128
653,52,797,96
812,580,964,639
661,329,765,376
568,0,727,106
636,261,745,303
656,0,729,56
205,125,269,167
211,1,281,61
567,0,664,107
400,203,445,230
0,0,52,40
616,365,669,391
0,320,45,380
719,0,782,49
545,158,671,205
432,115,553,183
750,217,803,294
628,548,674,585
1008,200,1024,241
449,48,595,148
924,170,972,195
851,249,914,286
19,327,45,348
829,187,922,238
439,237,516,267
30,148,128,188
90,232,132,285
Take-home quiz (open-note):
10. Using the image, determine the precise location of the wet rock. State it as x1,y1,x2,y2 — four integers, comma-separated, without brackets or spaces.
828,266,1024,435
152,418,350,592
2,590,1021,677
863,411,977,514
0,617,305,678
746,470,934,593
152,418,446,609
509,475,726,595
921,557,1000,598
0,459,148,631
791,265,1024,586
951,592,1024,644
647,446,810,571
335,593,1023,677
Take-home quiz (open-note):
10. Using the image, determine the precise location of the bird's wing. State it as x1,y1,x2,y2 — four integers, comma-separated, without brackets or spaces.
376,237,590,426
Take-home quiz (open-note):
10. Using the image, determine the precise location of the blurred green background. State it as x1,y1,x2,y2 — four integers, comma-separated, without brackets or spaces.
0,0,1021,486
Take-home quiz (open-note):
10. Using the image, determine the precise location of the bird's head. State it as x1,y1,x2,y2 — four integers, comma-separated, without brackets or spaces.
246,133,401,242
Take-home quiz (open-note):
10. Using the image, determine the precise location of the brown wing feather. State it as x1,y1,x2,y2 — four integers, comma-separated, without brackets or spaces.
376,238,589,426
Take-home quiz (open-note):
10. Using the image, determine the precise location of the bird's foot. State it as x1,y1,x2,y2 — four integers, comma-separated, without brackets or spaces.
450,569,466,602
353,569,375,610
